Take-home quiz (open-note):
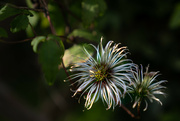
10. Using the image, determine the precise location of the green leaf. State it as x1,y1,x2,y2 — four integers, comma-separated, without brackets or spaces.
96,0,106,16
69,29,94,40
47,34,65,56
31,36,46,53
0,4,22,21
0,27,8,38
63,44,94,67
68,29,102,42
0,4,33,21
38,35,64,85
82,0,106,25
10,14,29,33
21,9,33,17
169,3,180,29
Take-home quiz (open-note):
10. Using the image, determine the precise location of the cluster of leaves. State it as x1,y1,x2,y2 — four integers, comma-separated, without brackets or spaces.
0,0,107,85
0,4,33,37
31,35,64,85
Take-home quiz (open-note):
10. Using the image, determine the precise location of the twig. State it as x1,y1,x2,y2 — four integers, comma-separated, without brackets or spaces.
137,102,141,118
61,59,70,79
53,0,72,35
121,104,135,118
28,22,37,36
15,6,44,12
0,3,44,12
121,104,140,119
40,0,56,35
58,35,69,40
0,37,35,44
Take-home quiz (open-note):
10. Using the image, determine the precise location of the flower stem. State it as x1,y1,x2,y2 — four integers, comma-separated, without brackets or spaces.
121,104,135,118
137,101,141,118
28,22,37,36
121,104,140,119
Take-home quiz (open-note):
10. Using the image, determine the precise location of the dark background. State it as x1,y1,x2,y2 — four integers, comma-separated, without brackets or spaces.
0,0,180,121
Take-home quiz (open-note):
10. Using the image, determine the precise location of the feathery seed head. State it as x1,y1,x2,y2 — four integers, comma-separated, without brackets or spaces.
129,65,167,111
69,37,134,110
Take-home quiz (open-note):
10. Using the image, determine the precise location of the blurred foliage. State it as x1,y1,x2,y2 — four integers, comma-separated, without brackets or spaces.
0,0,180,121
82,0,106,26
0,27,8,37
169,3,180,29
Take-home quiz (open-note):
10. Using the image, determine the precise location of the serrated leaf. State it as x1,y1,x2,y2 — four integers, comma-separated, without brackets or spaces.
0,4,22,21
38,35,64,85
169,3,180,29
82,0,106,25
0,27,8,38
10,14,29,33
0,4,33,22
68,29,101,42
31,36,46,53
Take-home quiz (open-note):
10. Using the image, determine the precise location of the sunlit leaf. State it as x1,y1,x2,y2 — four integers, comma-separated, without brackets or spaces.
38,35,64,85
69,29,94,40
0,27,8,38
10,14,29,33
68,29,102,42
64,44,94,67
31,36,46,53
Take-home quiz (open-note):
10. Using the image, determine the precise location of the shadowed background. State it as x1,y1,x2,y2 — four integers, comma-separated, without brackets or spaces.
0,0,180,121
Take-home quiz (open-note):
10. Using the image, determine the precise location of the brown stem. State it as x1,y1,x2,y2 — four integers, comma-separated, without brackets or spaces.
0,3,44,12
121,104,135,118
47,14,56,35
0,37,35,44
15,6,44,12
40,0,71,81
28,22,37,36
40,0,56,35
137,102,141,118
58,35,69,40
121,104,140,119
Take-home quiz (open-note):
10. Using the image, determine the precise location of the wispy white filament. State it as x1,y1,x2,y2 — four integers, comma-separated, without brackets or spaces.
129,65,167,111
69,38,134,110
